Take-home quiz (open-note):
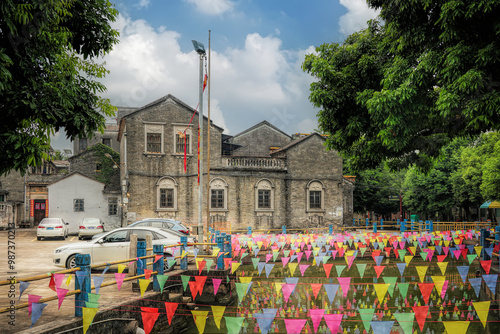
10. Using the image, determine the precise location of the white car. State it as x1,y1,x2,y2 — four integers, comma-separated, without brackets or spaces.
79,218,104,240
53,226,196,271
37,218,69,240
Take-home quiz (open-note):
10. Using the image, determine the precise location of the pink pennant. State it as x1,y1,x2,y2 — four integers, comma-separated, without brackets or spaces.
442,246,449,256
296,252,303,263
212,278,222,295
281,284,295,303
346,256,355,269
310,309,325,333
324,313,343,333
281,257,290,267
452,249,461,260
265,254,273,263
56,288,68,310
331,250,338,259
115,273,126,291
53,273,65,290
304,250,312,260
28,295,42,315
299,264,309,277
337,277,351,298
284,319,307,334
441,280,449,299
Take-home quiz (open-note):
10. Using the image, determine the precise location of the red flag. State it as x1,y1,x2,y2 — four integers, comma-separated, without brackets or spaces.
144,269,153,280
323,264,333,278
412,305,429,331
141,307,160,334
480,260,492,275
195,276,207,296
418,283,435,305
310,283,322,299
374,266,385,279
48,274,56,292
198,260,206,275
164,302,178,325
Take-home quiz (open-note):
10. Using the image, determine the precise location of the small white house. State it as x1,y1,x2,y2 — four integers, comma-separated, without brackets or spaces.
47,172,121,234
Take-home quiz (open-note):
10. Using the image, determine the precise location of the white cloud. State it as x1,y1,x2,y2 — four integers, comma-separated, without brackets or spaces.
339,0,380,35
100,14,318,135
184,0,234,16
137,0,150,8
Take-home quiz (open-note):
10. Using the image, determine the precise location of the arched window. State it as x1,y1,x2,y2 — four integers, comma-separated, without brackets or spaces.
255,179,275,211
156,177,177,211
307,180,325,212
209,178,228,211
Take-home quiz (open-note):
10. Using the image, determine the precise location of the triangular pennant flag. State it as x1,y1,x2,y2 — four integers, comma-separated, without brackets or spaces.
211,305,226,329
412,305,429,331
101,263,111,276
396,263,406,276
92,276,104,295
212,278,222,295
141,307,160,334
382,277,397,297
30,302,48,328
457,266,470,284
469,277,482,298
299,264,309,276
264,263,274,278
194,276,207,297
323,284,339,304
374,283,390,303
335,265,346,277
337,277,351,298
138,279,150,297
28,295,42,315
117,264,127,274
235,283,249,303
415,266,428,283
56,288,68,310
281,283,296,303
18,281,29,301
370,321,395,334
309,309,325,333
157,275,169,292
398,282,409,299
284,319,307,334
437,261,448,275
181,275,190,291
483,274,498,295
82,307,98,334
48,274,56,292
231,262,241,274
254,309,277,334
431,276,446,296
191,310,209,334
114,273,126,291
310,283,322,299
323,313,343,334
359,308,375,330
53,273,65,290
418,283,434,305
288,262,298,276
442,321,470,334
374,265,385,279
473,301,490,328
480,260,492,275
165,302,178,325
394,312,415,334
75,271,87,287
224,317,245,334
356,263,367,279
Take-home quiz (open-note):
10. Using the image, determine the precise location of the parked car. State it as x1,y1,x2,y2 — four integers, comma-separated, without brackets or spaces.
37,218,69,240
129,219,190,235
53,226,196,271
78,218,104,240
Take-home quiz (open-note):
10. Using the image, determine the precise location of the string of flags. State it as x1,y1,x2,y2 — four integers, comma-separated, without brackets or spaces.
17,229,500,333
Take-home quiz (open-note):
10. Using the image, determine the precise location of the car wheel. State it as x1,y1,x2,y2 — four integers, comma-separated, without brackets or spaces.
66,255,77,269
163,254,176,272
60,235,65,240
78,236,82,240
37,237,41,241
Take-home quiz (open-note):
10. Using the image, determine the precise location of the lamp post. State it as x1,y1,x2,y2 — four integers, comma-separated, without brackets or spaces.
192,40,206,243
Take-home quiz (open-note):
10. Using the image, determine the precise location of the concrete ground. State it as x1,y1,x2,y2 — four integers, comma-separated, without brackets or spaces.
0,228,187,333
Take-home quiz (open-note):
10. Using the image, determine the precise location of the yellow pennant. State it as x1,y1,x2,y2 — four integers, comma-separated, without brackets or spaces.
65,275,72,287
138,279,150,298
195,258,204,269
431,276,446,295
288,263,298,276
82,307,98,334
191,310,209,333
404,255,414,265
444,240,450,247
257,241,263,249
437,262,448,275
313,247,320,256
474,246,482,256
247,241,254,249
211,306,226,329
374,283,391,303
212,247,220,257
473,301,490,328
442,321,469,334
231,262,241,274
409,247,417,255
181,250,187,258
416,266,428,283
117,264,127,274
274,282,284,295
239,277,252,284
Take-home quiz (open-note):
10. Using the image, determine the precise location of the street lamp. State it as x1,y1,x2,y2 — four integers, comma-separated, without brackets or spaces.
192,40,206,243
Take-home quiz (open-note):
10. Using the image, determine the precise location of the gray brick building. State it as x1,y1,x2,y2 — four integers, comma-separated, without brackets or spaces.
117,94,354,230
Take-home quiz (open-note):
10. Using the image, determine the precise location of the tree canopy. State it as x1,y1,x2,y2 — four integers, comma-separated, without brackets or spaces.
303,0,500,172
0,0,119,175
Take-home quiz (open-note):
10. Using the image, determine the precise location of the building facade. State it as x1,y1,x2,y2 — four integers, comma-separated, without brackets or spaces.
117,94,354,230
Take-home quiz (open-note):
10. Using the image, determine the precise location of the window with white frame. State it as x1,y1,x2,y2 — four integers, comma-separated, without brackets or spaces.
144,123,165,154
307,180,325,212
173,125,192,155
209,178,228,211
255,179,274,211
156,177,177,211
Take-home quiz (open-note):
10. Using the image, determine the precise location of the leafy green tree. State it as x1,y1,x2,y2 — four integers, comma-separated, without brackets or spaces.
304,1,500,171
0,0,119,175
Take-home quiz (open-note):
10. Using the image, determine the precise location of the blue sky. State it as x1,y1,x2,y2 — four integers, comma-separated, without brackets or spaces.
51,0,379,152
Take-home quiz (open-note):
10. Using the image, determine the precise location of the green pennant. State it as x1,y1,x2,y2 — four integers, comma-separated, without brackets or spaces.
251,258,260,269
420,251,428,261
225,317,245,333
235,283,249,303
398,282,410,300
359,308,375,330
181,275,190,291
394,312,415,334
360,247,367,256
356,263,367,279
322,256,331,264
283,250,290,257
87,293,100,304
382,277,398,297
272,251,279,262
398,249,406,259
157,275,169,291
378,242,385,250
347,239,353,246
413,241,419,248
467,254,477,265
85,301,99,308
335,265,346,277
205,259,214,272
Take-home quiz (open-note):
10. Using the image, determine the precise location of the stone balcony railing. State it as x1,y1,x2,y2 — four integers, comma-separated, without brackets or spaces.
221,156,287,170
